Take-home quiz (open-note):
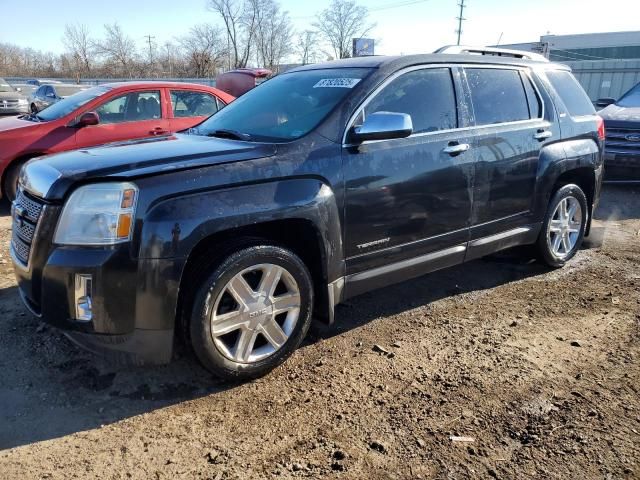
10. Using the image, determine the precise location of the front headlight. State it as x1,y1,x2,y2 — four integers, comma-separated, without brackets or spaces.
54,182,138,246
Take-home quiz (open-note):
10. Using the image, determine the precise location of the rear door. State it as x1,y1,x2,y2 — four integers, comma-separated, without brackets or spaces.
168,89,221,131
463,66,555,253
75,89,170,148
343,66,474,292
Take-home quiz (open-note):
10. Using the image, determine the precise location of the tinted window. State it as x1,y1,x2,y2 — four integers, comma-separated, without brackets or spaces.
546,70,595,117
466,68,530,125
521,72,542,118
363,68,457,133
170,90,218,117
617,82,640,108
196,68,372,142
95,91,161,124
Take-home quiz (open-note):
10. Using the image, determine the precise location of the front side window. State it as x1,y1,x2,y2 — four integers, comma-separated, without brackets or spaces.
95,90,161,124
362,68,457,134
195,67,373,142
466,68,531,125
171,90,218,118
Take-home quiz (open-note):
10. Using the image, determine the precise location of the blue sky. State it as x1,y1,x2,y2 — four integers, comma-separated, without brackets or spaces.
1,0,638,60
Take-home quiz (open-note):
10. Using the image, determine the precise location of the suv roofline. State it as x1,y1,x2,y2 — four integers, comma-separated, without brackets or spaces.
435,45,550,62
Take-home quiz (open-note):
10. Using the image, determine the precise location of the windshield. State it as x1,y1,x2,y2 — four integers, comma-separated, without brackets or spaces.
38,86,110,121
618,83,640,108
56,85,87,97
195,68,372,141
0,81,15,93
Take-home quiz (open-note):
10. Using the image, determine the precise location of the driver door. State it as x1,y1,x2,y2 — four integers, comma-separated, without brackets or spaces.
75,89,170,149
343,67,475,292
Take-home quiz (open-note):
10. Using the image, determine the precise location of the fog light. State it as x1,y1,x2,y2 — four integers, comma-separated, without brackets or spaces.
74,274,93,321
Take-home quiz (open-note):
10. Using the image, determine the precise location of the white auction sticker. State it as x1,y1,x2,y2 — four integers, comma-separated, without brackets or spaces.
313,78,361,88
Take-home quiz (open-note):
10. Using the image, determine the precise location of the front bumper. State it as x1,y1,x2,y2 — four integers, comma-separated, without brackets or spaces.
12,231,182,365
604,152,640,182
0,105,29,115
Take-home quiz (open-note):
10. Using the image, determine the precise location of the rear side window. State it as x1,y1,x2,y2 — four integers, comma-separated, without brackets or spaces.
465,68,531,125
170,90,219,118
546,70,595,117
364,68,457,134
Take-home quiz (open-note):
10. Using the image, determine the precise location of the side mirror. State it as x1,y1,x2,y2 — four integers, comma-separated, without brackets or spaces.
76,111,100,127
595,97,616,108
16,87,22,92
350,112,413,143
46,92,56,98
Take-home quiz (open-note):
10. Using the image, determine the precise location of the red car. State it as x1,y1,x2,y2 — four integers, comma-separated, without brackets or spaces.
0,81,234,201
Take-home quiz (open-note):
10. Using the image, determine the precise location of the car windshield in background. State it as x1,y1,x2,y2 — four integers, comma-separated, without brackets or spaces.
55,86,87,97
195,68,373,142
0,82,15,93
618,83,640,108
37,86,110,121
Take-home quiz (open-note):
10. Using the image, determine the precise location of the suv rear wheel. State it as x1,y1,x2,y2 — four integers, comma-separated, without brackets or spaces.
537,184,588,268
189,245,313,380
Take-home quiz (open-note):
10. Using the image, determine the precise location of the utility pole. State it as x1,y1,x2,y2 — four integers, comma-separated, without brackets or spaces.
144,34,155,64
456,0,466,46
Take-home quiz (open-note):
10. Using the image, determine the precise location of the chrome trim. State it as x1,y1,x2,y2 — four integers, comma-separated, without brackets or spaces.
342,63,547,146
348,225,469,260
443,143,470,154
469,226,531,247
20,161,61,199
347,244,466,283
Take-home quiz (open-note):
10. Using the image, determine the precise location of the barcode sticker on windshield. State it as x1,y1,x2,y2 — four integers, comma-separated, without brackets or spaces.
313,78,361,88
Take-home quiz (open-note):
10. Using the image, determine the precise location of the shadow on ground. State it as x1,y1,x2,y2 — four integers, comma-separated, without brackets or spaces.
0,185,631,450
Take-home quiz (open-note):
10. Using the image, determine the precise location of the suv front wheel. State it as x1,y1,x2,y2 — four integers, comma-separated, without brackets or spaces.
189,245,314,380
537,184,588,268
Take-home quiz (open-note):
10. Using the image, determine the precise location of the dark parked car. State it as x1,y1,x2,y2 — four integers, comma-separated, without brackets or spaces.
29,83,89,112
0,78,29,115
12,48,604,380
597,82,640,181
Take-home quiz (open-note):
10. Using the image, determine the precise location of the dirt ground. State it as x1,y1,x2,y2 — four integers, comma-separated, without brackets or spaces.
0,185,638,480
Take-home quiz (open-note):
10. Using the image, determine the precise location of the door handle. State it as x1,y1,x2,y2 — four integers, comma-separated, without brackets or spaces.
534,129,552,141
442,142,470,156
150,127,169,136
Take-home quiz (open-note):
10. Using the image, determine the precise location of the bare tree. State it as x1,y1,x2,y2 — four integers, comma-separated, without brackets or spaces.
314,0,374,59
94,23,138,77
297,30,318,65
62,23,93,81
208,0,261,69
254,0,293,70
179,24,228,77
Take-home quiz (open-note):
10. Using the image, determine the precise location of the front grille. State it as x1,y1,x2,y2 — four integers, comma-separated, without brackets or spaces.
605,127,640,155
11,188,45,266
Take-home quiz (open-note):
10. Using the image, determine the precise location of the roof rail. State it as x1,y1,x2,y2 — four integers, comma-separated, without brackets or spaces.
435,45,549,62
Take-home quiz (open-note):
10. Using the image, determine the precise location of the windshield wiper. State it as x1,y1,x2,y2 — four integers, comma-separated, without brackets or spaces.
207,129,251,141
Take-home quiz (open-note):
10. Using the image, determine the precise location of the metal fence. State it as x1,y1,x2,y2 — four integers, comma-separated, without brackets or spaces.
565,59,640,101
5,77,217,87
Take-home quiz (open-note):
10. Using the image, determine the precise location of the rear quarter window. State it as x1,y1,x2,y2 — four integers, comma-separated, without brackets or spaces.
546,70,595,117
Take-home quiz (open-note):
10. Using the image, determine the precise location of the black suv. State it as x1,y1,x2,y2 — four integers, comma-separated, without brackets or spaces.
12,50,604,379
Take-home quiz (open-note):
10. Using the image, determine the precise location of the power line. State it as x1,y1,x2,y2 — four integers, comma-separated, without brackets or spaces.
291,0,431,19
456,0,466,46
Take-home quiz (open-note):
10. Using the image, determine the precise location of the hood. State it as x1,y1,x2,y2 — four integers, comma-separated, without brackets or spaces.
599,104,640,125
0,115,41,133
21,133,277,200
0,91,27,101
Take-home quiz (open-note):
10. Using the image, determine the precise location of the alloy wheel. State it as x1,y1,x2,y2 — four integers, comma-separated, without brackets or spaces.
547,196,583,258
210,263,301,364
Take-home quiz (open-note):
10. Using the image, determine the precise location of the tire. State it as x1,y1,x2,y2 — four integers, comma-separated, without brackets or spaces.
536,184,588,268
2,160,26,203
189,245,314,380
